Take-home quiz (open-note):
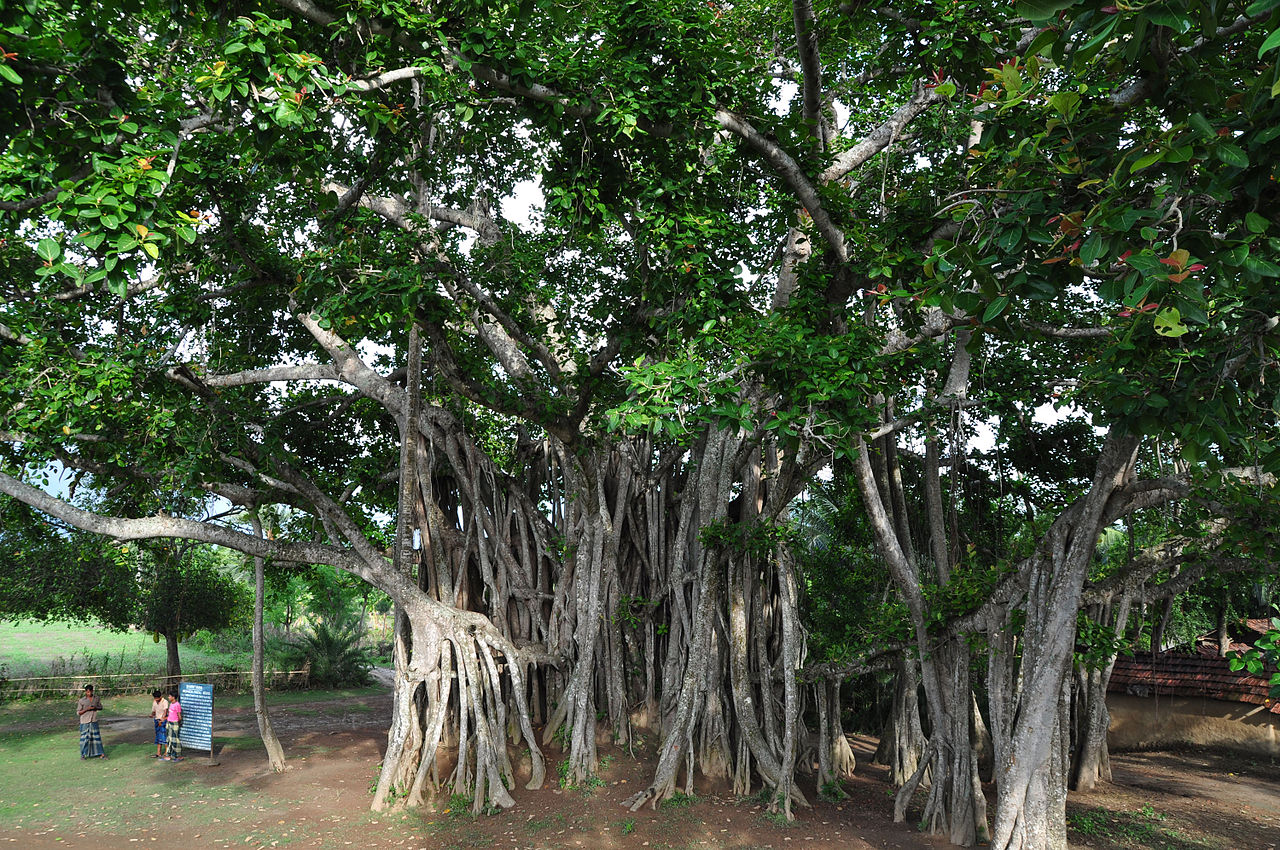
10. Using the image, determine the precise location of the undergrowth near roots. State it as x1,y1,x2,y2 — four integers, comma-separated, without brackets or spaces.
1067,805,1216,849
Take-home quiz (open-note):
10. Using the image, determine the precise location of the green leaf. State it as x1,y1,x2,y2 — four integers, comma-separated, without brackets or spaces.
1153,307,1188,338
1016,0,1075,20
1244,255,1280,277
982,294,1010,323
1188,112,1215,139
1246,0,1280,14
0,63,21,85
1215,143,1249,168
1076,17,1120,64
1259,27,1280,59
1142,8,1192,33
177,226,197,244
1024,27,1059,57
1223,244,1250,266
1246,212,1270,234
1080,232,1103,267
1131,150,1164,172
36,238,61,262
142,241,159,260
1047,91,1080,120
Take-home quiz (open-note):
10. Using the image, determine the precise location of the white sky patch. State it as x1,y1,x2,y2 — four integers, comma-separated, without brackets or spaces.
501,178,544,224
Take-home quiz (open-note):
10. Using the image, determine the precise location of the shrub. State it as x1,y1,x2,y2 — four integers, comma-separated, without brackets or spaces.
273,613,372,688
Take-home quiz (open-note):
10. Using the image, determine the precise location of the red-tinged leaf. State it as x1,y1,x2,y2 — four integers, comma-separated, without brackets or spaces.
1042,256,1067,264
1186,263,1206,271
1168,271,1190,283
1160,248,1189,271
1118,250,1133,262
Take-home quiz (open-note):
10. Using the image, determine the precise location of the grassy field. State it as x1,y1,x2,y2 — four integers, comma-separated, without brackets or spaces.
0,620,244,679
0,688,390,842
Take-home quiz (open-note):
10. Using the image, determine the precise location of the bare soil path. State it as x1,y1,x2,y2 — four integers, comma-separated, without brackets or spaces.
1,689,1276,850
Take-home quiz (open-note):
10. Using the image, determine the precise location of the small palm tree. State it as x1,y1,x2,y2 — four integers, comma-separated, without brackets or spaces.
276,613,372,688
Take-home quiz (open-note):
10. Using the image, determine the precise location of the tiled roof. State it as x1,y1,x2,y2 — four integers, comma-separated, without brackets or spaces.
1108,652,1280,715
1244,618,1277,636
1193,640,1251,657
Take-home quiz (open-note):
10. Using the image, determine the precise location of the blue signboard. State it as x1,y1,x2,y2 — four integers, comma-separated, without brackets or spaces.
178,682,213,752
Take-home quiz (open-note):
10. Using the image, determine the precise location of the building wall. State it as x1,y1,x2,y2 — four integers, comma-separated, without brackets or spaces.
1107,693,1280,757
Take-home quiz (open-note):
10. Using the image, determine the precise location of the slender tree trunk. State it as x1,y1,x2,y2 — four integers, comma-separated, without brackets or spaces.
1070,597,1130,791
875,655,926,787
250,511,286,772
1216,600,1230,657
374,322,425,810
855,436,982,846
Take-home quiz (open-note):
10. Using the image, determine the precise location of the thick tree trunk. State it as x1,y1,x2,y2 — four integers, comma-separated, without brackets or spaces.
165,632,181,684
988,432,1140,850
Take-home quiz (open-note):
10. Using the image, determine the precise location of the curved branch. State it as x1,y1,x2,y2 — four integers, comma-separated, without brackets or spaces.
0,468,360,570
819,82,941,184
1110,13,1271,109
715,109,848,262
1019,319,1113,340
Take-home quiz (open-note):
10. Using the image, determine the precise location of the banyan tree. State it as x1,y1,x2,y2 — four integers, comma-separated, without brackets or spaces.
3,1,1279,848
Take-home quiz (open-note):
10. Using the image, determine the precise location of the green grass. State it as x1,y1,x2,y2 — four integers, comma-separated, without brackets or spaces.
1067,806,1218,849
0,686,394,844
0,729,258,833
0,620,237,679
0,687,387,731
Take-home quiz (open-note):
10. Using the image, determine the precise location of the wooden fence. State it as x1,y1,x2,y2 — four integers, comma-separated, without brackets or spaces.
0,664,311,701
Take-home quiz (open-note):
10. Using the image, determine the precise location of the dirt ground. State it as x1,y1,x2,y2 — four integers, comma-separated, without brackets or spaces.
1,689,1277,850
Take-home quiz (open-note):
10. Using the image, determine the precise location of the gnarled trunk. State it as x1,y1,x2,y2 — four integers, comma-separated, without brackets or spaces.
1070,596,1130,791
875,655,926,787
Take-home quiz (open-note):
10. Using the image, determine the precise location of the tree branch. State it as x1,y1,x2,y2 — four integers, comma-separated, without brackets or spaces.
791,0,827,151
0,468,361,570
204,363,340,388
715,109,848,262
819,82,942,184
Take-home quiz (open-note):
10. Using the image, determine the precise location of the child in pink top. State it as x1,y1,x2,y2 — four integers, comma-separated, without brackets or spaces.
162,689,183,761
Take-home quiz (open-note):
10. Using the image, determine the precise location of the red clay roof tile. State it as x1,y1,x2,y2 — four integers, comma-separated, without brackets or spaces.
1108,652,1279,715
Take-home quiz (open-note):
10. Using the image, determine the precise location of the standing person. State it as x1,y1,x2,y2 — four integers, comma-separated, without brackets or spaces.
76,684,106,760
150,690,169,758
162,688,182,762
